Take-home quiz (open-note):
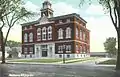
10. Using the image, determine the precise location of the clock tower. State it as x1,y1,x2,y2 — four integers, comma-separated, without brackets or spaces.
41,0,54,18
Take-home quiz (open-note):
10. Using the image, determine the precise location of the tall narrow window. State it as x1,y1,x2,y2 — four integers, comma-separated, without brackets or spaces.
76,45,79,53
42,27,46,40
83,32,86,41
29,32,33,42
80,45,82,53
37,28,41,41
80,30,82,40
66,27,71,38
48,26,52,40
66,45,71,53
66,19,70,23
24,33,28,42
58,28,63,39
29,47,33,53
76,28,79,39
24,47,28,53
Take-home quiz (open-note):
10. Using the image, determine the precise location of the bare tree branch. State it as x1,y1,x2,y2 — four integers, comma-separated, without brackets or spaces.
108,1,118,31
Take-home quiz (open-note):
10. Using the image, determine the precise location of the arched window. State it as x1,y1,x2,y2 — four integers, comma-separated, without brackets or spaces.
76,45,79,53
47,26,52,40
76,28,79,39
24,33,28,42
29,32,33,42
80,30,82,40
66,27,71,38
58,28,63,39
42,27,46,40
37,28,41,41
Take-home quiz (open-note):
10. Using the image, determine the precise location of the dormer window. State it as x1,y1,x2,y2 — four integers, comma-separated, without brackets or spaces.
59,20,62,23
66,19,70,23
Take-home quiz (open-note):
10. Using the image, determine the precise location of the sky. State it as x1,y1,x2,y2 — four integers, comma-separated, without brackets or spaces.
6,0,117,52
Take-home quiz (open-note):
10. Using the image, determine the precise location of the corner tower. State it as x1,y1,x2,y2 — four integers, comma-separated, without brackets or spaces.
41,0,54,18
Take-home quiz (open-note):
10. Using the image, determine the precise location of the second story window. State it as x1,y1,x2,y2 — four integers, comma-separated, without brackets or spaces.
58,28,63,39
59,20,62,23
30,26,32,29
42,27,46,40
24,27,27,30
66,19,70,23
66,27,71,39
80,30,82,40
76,28,79,39
37,28,41,41
29,32,33,42
24,33,28,42
83,32,86,41
47,26,52,40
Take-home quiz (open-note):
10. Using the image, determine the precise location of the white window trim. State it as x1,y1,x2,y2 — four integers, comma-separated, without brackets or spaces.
37,28,41,41
24,33,28,42
48,26,52,40
76,28,79,38
29,32,33,42
58,28,63,39
42,27,46,40
66,27,71,39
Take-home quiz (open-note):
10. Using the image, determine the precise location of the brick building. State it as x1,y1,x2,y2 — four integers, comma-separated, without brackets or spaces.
21,0,90,58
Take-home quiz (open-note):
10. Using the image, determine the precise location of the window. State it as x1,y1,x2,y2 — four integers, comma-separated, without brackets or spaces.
83,32,86,41
66,27,71,38
24,47,28,54
29,47,33,53
42,27,46,40
58,28,63,39
47,26,52,40
66,19,70,23
29,32,33,42
76,45,79,53
66,45,71,53
30,26,32,29
58,46,63,53
59,20,62,23
24,27,27,30
80,30,82,40
76,28,79,39
80,46,82,53
37,28,41,41
24,33,28,42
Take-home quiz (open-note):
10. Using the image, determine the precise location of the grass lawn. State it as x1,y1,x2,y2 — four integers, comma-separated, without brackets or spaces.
8,57,98,63
66,57,97,64
98,59,116,65
8,59,63,63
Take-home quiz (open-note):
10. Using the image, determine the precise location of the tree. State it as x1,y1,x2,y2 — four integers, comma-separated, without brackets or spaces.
104,37,117,56
6,40,21,58
6,40,21,48
79,0,120,70
0,0,34,63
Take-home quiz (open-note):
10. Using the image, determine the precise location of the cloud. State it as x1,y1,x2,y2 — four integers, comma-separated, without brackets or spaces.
52,2,80,16
23,1,40,13
85,4,105,16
